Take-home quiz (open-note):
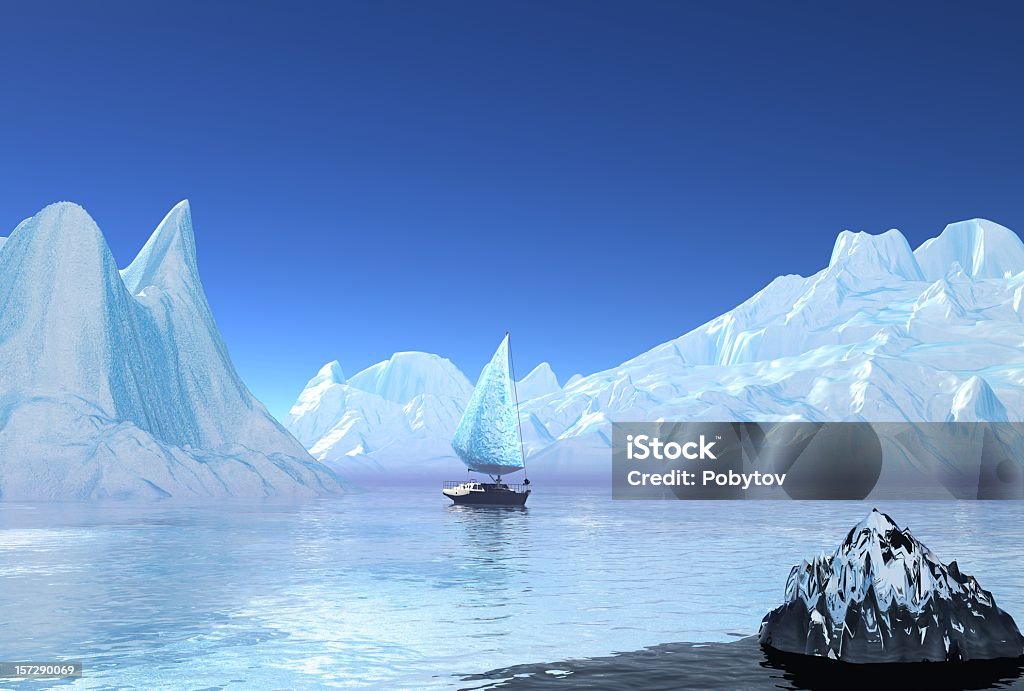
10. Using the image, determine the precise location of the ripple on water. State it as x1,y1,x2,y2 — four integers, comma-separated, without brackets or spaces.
0,491,1021,688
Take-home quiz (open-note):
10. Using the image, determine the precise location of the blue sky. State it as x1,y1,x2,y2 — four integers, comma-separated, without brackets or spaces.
2,1,1023,418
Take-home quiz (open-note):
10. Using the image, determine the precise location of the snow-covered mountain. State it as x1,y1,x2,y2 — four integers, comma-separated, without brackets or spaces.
288,218,1024,483
285,352,474,479
0,201,343,499
286,352,565,481
759,509,1024,662
521,218,1024,480
515,362,561,401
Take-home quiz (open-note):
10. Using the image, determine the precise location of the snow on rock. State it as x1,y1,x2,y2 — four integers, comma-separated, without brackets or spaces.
0,201,343,500
759,510,1024,662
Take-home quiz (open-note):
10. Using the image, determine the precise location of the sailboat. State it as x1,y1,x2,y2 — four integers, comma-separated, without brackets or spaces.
443,332,531,506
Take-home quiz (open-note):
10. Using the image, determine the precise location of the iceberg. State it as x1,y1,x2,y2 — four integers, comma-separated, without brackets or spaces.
0,202,343,500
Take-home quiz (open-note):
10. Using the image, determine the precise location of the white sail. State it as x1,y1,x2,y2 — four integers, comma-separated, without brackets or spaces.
451,334,525,475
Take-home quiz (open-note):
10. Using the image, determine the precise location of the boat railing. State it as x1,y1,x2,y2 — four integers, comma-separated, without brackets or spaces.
442,480,530,492
494,483,530,493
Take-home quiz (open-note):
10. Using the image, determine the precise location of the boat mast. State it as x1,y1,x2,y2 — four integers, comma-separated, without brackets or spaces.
506,331,529,485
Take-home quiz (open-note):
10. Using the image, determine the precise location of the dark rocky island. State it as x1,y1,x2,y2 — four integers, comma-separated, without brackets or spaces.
759,509,1024,663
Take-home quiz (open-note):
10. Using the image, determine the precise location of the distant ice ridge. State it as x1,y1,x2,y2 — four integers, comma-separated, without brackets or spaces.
286,353,474,480
286,353,562,481
759,510,1024,662
0,202,343,500
288,218,1024,484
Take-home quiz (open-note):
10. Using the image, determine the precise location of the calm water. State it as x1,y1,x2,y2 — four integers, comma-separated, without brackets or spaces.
1,489,1023,689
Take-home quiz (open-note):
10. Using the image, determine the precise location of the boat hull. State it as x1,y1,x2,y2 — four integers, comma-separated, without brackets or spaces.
443,482,530,506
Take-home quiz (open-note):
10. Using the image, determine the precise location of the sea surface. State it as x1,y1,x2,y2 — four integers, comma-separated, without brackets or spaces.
1,488,1023,689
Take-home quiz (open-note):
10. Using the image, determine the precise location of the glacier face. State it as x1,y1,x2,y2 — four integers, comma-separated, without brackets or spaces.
288,217,1024,483
0,202,343,500
759,510,1024,662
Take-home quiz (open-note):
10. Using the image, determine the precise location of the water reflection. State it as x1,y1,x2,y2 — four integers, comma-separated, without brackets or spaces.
761,646,1024,690
444,503,532,596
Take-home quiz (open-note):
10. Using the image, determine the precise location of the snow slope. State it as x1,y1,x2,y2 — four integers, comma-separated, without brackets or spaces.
0,202,343,499
289,218,1024,484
